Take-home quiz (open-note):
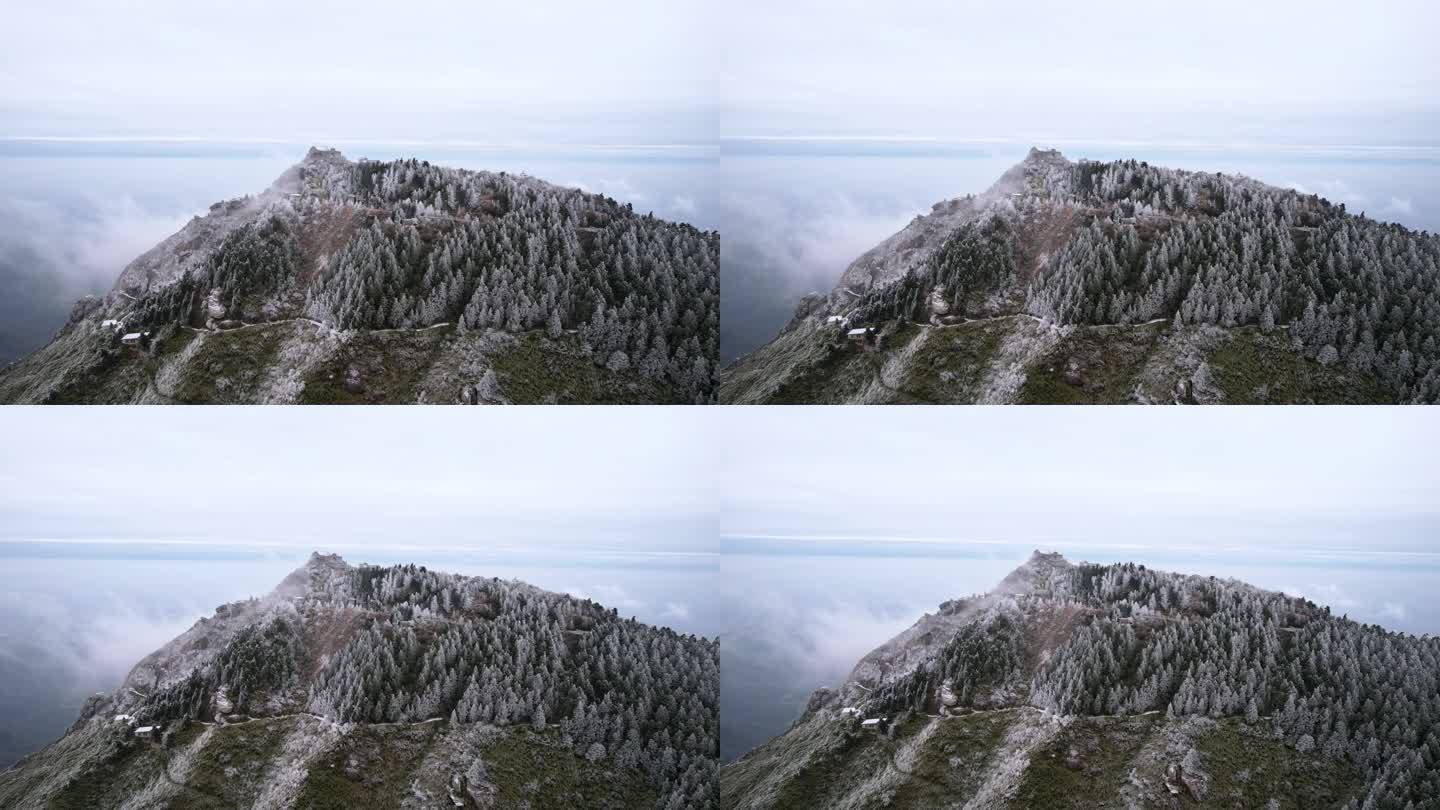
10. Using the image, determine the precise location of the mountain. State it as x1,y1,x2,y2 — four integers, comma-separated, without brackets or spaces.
720,552,1440,809
0,148,719,404
720,148,1440,404
0,553,719,809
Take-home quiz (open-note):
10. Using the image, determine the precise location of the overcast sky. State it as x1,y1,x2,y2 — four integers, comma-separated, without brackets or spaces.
0,408,714,555
721,0,1440,143
1,0,714,145
721,408,1440,552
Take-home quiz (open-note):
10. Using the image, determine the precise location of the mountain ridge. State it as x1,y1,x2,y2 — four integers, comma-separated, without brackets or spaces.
721,551,1440,809
721,148,1438,404
2,147,719,404
0,552,720,809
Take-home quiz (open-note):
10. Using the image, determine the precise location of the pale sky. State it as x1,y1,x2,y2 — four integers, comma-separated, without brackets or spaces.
721,0,1440,143
720,408,1440,550
0,0,715,144
0,408,715,554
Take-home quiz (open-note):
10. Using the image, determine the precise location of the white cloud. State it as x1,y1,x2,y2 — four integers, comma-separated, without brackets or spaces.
0,408,715,554
720,408,1440,542
721,0,1439,141
661,602,692,621
1315,179,1368,208
1384,197,1415,217
2,0,713,143
1307,583,1362,608
566,584,646,612
1380,602,1408,620
0,194,193,301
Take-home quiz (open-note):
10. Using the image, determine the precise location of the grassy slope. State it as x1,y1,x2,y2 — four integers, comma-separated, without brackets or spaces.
294,722,444,809
723,713,1361,810
169,325,296,403
1194,718,1363,809
295,723,654,810
1013,713,1165,808
895,320,1012,403
45,738,166,810
1203,328,1387,404
2,322,679,404
298,326,455,404
167,718,294,809
481,730,656,810
723,711,1014,810
887,711,1015,808
1017,322,1171,403
485,332,675,405
726,316,1388,404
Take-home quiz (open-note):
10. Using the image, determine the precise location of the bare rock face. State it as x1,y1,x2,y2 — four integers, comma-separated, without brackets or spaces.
805,688,836,714
939,679,959,708
1179,747,1209,801
929,288,951,318
204,288,226,322
1164,762,1184,795
66,296,103,328
784,293,829,332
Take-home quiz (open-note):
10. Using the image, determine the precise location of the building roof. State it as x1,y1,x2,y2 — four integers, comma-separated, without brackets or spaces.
860,718,882,726
847,328,869,336
121,332,143,341
134,725,156,734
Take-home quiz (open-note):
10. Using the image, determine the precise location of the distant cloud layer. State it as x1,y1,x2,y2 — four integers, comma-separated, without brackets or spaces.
719,407,1440,545
0,408,716,554
721,0,1440,142
1,0,713,144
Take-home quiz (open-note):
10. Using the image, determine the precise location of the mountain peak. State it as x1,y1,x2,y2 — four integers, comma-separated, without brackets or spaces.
1024,145,1067,164
994,549,1071,595
5,557,718,808
265,551,349,601
306,550,348,568
302,145,348,164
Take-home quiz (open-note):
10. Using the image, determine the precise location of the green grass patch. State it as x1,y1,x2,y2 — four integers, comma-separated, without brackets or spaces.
295,721,442,809
1206,328,1387,404
888,711,1015,809
44,349,149,404
298,326,454,404
168,717,296,809
1192,718,1362,808
768,727,894,810
480,729,656,810
767,321,922,404
897,320,1009,403
47,738,164,810
172,324,293,403
766,342,874,404
1018,322,1168,404
1014,713,1163,808
486,332,674,404
155,329,199,359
